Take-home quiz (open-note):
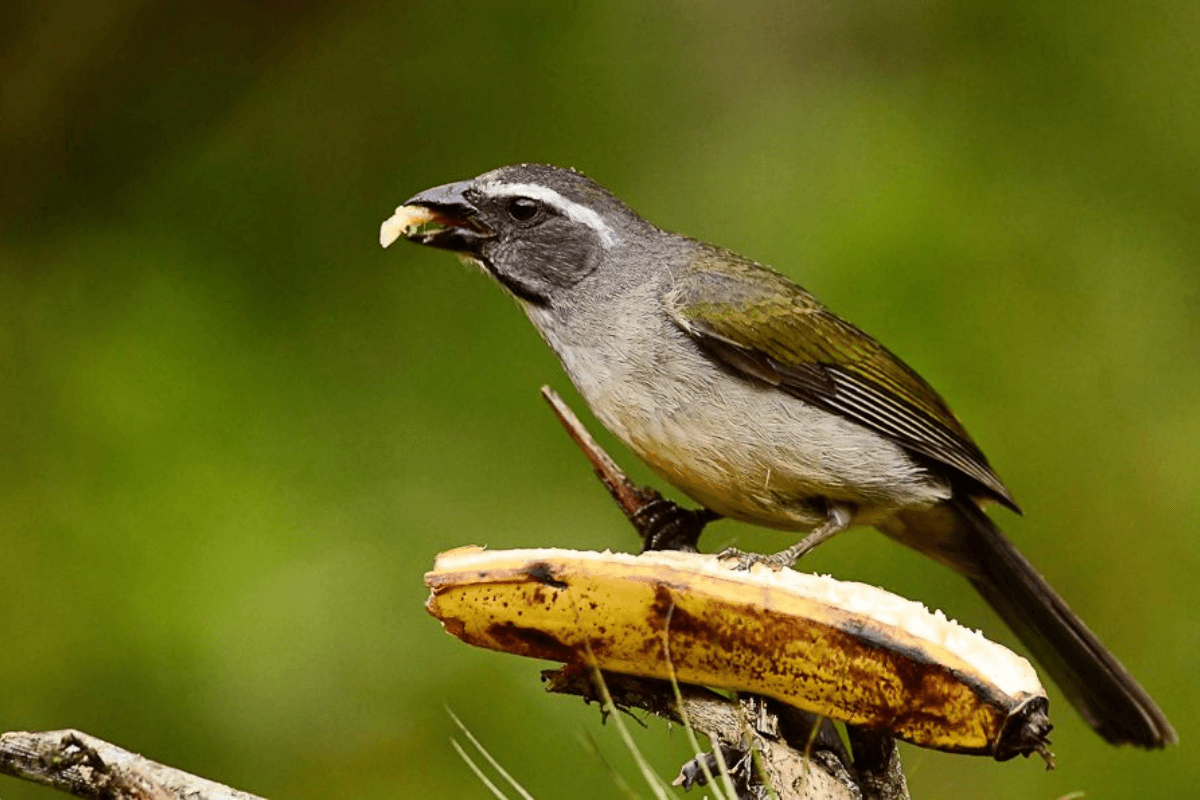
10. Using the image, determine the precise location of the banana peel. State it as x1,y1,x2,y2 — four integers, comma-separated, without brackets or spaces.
425,546,1053,764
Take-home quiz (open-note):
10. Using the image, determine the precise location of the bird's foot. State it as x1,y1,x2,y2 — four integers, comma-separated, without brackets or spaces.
635,499,721,553
715,547,790,572
718,504,855,571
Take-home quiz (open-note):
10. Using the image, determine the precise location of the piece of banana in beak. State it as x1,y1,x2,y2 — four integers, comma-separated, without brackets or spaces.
379,205,438,248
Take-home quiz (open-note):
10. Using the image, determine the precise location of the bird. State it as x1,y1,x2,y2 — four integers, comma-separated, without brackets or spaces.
381,163,1175,749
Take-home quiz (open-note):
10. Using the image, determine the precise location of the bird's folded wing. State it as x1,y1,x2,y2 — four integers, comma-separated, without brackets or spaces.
664,249,1018,511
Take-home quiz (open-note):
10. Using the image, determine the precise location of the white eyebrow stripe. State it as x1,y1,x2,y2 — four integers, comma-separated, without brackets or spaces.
479,180,619,248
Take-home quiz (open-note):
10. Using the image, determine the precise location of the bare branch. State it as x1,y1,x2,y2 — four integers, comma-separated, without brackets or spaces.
0,730,264,800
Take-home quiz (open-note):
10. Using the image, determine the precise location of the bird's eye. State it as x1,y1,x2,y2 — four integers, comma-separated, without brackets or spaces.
506,197,540,222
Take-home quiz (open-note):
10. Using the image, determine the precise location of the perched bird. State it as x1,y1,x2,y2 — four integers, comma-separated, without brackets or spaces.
382,163,1175,748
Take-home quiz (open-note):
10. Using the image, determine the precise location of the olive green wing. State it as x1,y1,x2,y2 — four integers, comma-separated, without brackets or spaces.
665,248,1018,511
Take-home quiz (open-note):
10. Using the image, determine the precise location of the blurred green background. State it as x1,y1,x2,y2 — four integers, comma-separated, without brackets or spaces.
3,1,1196,797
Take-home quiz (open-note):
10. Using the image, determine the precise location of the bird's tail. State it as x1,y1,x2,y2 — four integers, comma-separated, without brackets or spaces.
882,497,1176,748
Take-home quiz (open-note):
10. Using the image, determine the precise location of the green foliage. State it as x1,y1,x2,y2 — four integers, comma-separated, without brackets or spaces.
2,1,1196,797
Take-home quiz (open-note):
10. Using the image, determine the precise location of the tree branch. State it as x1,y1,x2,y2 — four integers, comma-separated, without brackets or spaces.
0,729,263,800
545,666,908,799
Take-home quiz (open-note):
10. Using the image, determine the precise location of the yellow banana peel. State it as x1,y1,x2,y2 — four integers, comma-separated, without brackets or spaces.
425,546,1052,762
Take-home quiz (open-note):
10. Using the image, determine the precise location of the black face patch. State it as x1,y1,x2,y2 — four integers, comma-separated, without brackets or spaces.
473,199,604,304
402,166,637,306
488,220,599,300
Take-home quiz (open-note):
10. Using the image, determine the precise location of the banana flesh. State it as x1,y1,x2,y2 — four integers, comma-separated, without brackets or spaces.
425,546,1053,763
380,205,438,248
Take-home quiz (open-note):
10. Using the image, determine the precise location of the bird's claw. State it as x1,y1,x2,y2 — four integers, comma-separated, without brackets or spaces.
637,502,719,553
716,547,791,572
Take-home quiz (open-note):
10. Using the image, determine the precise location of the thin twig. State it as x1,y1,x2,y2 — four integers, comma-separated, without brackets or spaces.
541,385,661,522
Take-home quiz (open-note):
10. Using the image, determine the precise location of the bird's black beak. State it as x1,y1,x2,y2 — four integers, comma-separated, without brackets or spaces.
379,179,493,256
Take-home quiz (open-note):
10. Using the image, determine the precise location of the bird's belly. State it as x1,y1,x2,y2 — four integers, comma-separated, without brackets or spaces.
531,301,950,531
587,368,950,532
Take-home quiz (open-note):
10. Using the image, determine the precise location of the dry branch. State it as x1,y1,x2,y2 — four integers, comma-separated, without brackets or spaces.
0,729,263,800
545,666,908,800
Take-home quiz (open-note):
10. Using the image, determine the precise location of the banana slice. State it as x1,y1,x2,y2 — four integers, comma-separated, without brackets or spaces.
425,546,1053,763
379,205,438,248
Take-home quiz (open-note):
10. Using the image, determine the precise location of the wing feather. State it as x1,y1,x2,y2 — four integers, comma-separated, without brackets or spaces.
665,247,1018,511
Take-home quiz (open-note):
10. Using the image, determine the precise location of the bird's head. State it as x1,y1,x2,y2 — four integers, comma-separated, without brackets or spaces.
382,164,652,305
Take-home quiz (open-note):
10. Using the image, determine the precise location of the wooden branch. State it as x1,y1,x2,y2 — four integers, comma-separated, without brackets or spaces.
0,729,263,800
545,666,908,800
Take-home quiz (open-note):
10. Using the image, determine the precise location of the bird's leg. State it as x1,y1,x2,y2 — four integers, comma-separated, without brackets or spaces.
769,503,854,566
720,503,854,570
